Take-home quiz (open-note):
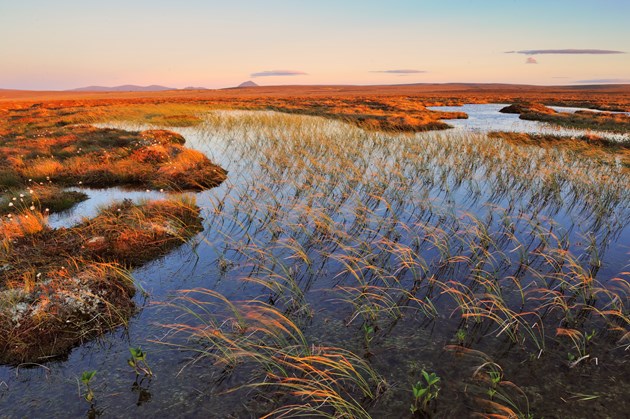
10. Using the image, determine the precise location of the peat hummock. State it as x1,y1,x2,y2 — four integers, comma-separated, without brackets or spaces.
0,197,203,363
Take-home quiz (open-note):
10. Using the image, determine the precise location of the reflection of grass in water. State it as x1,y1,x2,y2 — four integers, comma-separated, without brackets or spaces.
150,111,629,417
161,289,382,418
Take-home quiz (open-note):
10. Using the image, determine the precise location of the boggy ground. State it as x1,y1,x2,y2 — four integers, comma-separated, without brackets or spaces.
0,87,629,416
3,83,630,136
1,124,227,191
0,102,226,218
0,196,203,363
0,102,227,363
500,101,630,133
488,131,630,170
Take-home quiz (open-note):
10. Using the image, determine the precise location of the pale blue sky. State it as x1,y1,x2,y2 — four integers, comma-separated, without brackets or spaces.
1,0,628,89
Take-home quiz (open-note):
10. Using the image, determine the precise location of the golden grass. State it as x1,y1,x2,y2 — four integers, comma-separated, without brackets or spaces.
0,196,203,363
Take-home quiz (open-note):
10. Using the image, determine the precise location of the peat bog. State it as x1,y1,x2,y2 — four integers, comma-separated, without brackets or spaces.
0,92,629,418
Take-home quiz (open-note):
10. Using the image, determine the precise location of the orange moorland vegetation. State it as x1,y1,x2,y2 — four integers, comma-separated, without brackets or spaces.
2,83,629,132
1,83,629,363
0,197,203,363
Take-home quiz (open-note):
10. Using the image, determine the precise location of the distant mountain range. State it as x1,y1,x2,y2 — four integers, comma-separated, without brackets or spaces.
68,85,176,92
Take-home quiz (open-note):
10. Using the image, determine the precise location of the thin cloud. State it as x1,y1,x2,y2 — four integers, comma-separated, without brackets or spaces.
371,69,427,74
525,57,538,64
506,49,624,55
576,78,630,84
250,70,308,78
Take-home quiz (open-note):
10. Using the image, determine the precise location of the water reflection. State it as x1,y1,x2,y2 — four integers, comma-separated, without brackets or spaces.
427,103,629,141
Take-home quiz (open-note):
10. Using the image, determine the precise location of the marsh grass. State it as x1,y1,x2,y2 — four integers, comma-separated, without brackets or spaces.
144,110,630,417
522,109,630,133
161,289,383,418
488,131,630,170
1,99,628,416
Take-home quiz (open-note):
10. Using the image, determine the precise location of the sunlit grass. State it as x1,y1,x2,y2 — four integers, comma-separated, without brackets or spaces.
147,110,629,416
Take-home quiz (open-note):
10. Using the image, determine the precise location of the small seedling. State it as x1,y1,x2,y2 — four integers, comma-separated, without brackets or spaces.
128,347,153,378
410,369,440,414
362,323,375,357
455,328,466,344
487,369,502,399
585,330,595,343
363,323,375,344
80,370,97,403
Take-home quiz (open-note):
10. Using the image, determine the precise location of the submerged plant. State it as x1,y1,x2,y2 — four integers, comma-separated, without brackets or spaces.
410,369,441,415
128,347,153,378
79,370,97,404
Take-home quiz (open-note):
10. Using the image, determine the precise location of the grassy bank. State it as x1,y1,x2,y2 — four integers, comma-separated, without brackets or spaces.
0,101,228,363
0,196,202,363
488,131,630,169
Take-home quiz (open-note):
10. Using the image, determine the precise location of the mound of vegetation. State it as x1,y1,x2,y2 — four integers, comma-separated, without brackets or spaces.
1,126,227,190
499,102,557,115
0,183,88,217
0,197,202,363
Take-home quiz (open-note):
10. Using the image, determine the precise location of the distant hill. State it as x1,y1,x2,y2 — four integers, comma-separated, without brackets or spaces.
68,85,175,92
182,86,209,90
237,81,259,88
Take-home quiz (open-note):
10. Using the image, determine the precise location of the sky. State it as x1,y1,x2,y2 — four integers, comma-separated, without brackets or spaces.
1,0,629,90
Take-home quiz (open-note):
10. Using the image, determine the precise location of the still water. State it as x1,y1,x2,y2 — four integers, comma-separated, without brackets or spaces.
428,103,629,142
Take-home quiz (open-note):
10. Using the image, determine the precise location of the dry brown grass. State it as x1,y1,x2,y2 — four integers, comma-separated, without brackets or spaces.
3,84,628,135
0,123,227,190
488,131,630,169
0,196,203,363
500,101,630,133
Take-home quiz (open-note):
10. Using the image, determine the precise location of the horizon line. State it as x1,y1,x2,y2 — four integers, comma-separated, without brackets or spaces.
3,81,630,92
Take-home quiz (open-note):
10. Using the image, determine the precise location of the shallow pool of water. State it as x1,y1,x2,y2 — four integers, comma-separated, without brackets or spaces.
428,103,629,141
47,187,166,229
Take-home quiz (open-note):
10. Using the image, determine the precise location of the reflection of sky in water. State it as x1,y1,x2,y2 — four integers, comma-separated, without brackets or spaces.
428,103,629,142
47,187,165,228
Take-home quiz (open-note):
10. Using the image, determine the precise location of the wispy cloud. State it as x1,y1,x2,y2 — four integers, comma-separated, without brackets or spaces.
576,78,630,84
371,69,427,74
525,57,538,64
506,49,625,55
250,70,308,78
